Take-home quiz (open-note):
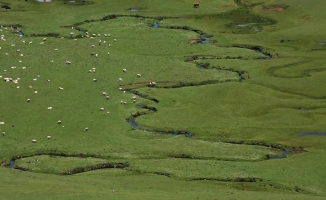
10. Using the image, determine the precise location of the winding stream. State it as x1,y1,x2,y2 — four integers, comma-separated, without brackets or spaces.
127,94,192,138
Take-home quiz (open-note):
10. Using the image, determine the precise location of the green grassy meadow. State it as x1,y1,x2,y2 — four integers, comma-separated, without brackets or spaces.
0,0,326,199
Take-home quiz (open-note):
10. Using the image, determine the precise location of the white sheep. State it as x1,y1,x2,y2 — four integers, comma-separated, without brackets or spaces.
100,108,105,111
93,79,97,82
118,78,122,82
89,70,93,73
149,81,156,87
106,95,110,100
84,127,89,131
57,120,62,124
66,61,71,65
91,45,95,48
114,39,117,42
29,41,32,44
43,37,47,41
122,69,127,72
2,132,5,136
102,92,107,96
107,52,110,55
27,99,30,102
136,74,141,77
47,106,52,110
47,136,52,139
118,87,123,91
59,87,64,90
34,91,38,94
32,139,37,143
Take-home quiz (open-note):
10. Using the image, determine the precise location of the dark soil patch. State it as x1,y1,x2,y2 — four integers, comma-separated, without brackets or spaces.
262,4,289,12
289,147,307,155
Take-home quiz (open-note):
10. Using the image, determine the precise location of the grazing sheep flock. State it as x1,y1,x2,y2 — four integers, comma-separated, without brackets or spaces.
0,26,153,145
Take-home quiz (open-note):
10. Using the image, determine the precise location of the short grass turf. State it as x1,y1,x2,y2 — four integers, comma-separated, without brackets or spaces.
1,0,326,199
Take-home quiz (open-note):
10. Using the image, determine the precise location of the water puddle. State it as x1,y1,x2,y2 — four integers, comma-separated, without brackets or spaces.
254,49,271,60
36,0,52,2
317,42,326,45
197,35,209,44
269,150,287,160
297,132,326,137
6,160,15,168
197,64,206,69
153,22,159,29
18,31,24,36
128,8,138,12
